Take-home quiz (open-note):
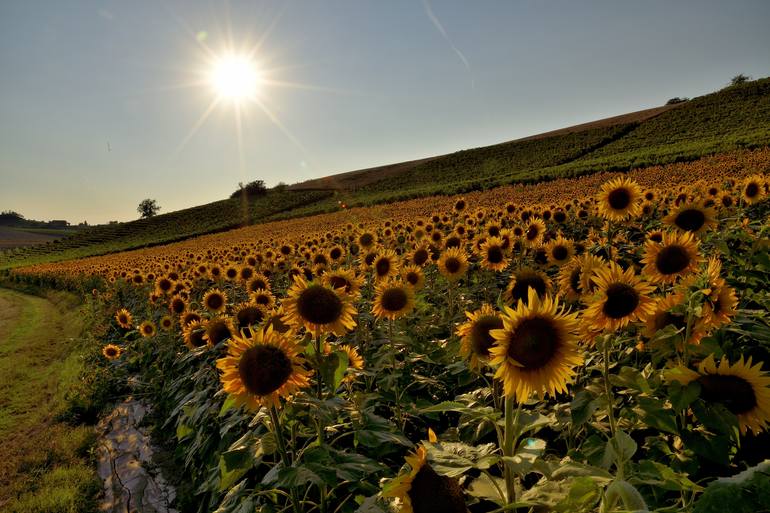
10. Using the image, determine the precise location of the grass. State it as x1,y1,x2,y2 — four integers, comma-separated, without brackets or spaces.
2,78,769,270
0,288,100,513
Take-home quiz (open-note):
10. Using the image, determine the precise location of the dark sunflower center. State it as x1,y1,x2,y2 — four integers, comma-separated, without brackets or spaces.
241,268,254,280
698,374,757,415
375,258,391,277
206,294,224,310
526,226,539,241
159,279,172,291
446,236,462,248
653,311,687,332
745,182,760,198
510,273,547,304
106,348,118,356
207,321,232,344
488,226,501,237
674,209,706,232
507,316,560,369
569,268,582,293
255,294,271,306
552,245,569,261
267,315,291,334
226,269,238,279
118,314,128,324
297,285,343,325
237,306,264,328
330,248,342,259
444,257,461,274
360,233,374,247
190,330,206,347
171,298,186,314
414,249,429,266
655,244,691,275
608,188,631,210
406,272,420,285
142,325,154,335
470,315,503,358
183,313,201,326
238,345,293,396
329,276,350,291
554,211,567,223
602,283,640,319
380,288,408,312
487,246,504,264
407,464,466,513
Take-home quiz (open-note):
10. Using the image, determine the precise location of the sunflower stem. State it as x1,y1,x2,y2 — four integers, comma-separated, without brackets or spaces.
503,395,523,505
269,406,301,513
389,319,405,431
602,335,624,480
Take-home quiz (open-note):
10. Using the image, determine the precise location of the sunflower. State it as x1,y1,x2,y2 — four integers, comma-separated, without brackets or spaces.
246,273,271,293
596,177,642,221
489,288,582,402
664,202,717,234
401,264,426,290
557,254,605,301
115,308,133,329
372,249,400,281
323,268,364,298
216,327,312,410
666,354,770,434
641,230,702,284
169,295,187,315
154,276,175,296
437,248,469,282
372,280,416,320
523,218,547,247
382,445,467,513
159,315,174,331
234,302,268,333
699,282,738,332
324,342,365,384
643,293,705,347
180,310,202,329
202,288,228,314
102,344,122,360
407,244,432,267
584,263,656,332
250,288,276,310
545,236,575,267
456,304,504,370
741,174,766,204
204,316,236,345
283,276,357,336
139,320,157,338
478,237,509,271
183,320,208,349
504,268,552,306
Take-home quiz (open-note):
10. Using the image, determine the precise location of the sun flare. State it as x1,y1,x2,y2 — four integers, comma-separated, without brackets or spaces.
210,54,261,101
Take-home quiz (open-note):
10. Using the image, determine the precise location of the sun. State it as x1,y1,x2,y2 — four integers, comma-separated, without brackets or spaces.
210,54,261,101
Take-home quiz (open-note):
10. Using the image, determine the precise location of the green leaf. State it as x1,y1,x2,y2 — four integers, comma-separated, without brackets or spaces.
218,454,249,491
635,396,678,434
261,463,324,488
176,422,193,441
668,380,701,411
218,395,238,417
425,441,499,477
602,430,637,469
320,351,349,391
571,390,601,427
554,476,601,513
467,473,507,505
602,479,648,512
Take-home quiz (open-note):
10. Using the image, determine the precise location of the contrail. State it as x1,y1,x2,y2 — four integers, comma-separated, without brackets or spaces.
422,0,473,86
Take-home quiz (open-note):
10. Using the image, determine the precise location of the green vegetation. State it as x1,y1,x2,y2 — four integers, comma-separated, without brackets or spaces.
2,78,769,270
1,189,332,269
0,288,102,512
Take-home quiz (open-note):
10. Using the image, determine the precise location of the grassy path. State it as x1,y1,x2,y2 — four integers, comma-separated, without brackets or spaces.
0,288,99,512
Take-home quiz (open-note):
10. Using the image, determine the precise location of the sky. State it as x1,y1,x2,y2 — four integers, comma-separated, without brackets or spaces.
1,1,769,224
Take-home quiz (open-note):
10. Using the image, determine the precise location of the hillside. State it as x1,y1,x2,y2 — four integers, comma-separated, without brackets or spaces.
2,77,769,269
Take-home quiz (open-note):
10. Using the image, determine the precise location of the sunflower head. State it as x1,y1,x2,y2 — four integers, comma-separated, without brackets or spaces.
456,304,503,370
642,230,702,284
139,320,157,338
204,316,236,346
490,288,582,402
664,202,717,234
504,268,552,306
102,344,122,360
160,315,174,331
202,288,228,313
401,264,426,290
283,276,357,335
478,237,508,271
373,280,416,320
545,236,575,266
437,248,469,282
597,177,642,221
115,308,133,329
584,263,656,332
741,175,766,204
216,327,312,410
234,302,268,332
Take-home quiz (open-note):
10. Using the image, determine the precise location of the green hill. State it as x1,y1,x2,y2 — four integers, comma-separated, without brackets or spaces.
2,77,769,270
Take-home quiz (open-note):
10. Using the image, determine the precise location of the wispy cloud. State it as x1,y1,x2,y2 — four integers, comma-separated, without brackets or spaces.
422,0,473,87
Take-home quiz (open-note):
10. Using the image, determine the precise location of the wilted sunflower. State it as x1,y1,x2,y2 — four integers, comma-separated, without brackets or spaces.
584,263,656,332
664,202,717,234
323,268,364,298
283,276,357,336
666,354,770,434
115,308,133,329
204,316,236,345
372,280,416,320
456,304,503,370
490,288,582,402
139,320,157,338
216,327,312,410
478,237,509,271
102,344,122,360
401,264,425,290
437,248,469,282
504,268,552,306
382,445,467,513
596,177,642,221
202,288,228,313
642,230,702,284
545,236,575,267
741,174,766,204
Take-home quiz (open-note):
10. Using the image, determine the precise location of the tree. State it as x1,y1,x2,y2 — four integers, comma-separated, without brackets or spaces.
730,74,751,86
137,199,161,219
230,180,267,199
666,97,688,105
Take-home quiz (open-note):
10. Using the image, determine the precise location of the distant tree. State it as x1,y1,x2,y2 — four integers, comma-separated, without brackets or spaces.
666,97,688,105
730,74,751,86
230,180,267,199
137,198,161,219
0,210,24,219
273,182,288,193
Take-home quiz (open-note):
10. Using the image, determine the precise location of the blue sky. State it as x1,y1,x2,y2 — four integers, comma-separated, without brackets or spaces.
1,0,769,224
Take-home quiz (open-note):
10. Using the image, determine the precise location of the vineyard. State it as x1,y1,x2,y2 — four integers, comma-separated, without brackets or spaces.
6,148,770,512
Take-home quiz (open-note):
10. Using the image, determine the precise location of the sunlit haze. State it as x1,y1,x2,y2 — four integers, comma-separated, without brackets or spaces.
1,0,769,224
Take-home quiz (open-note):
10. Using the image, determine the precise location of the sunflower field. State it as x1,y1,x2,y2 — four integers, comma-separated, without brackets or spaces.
7,153,770,513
